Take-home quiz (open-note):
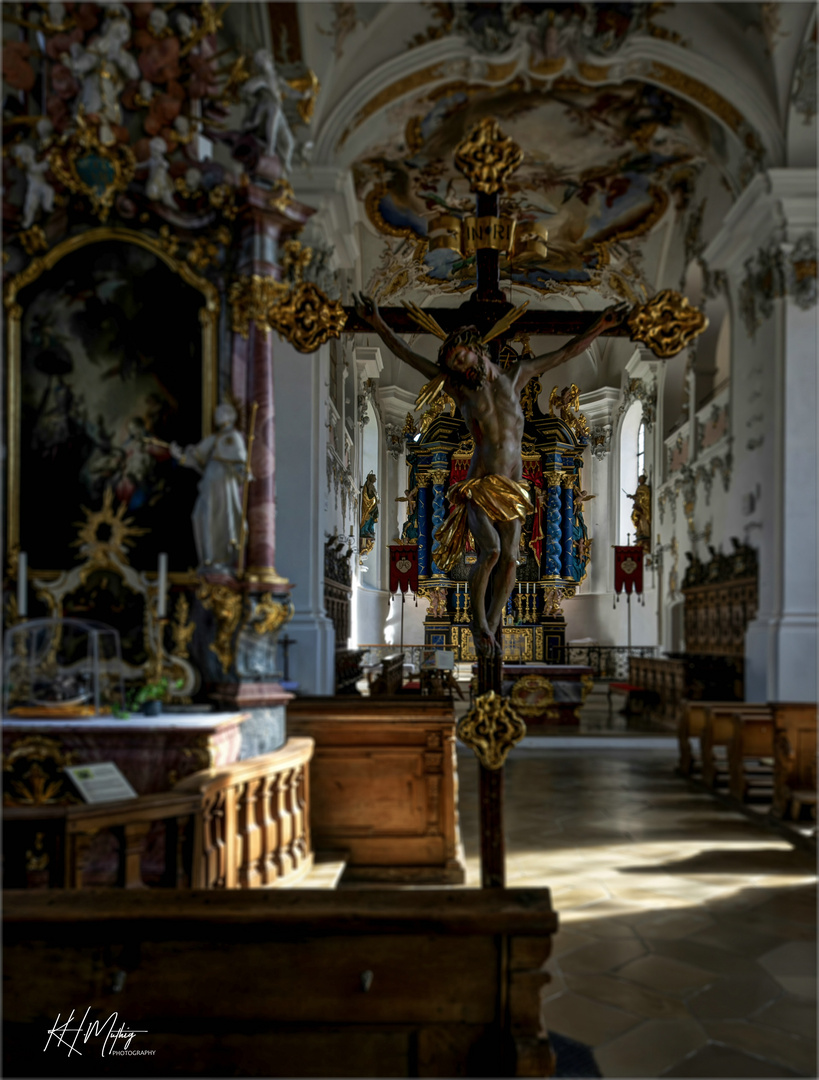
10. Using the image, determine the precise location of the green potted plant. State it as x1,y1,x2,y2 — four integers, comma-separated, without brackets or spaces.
122,677,183,717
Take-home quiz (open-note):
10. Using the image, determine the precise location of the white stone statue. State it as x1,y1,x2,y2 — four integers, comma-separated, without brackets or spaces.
171,404,249,572
142,137,177,209
242,48,303,172
11,145,55,228
62,11,140,145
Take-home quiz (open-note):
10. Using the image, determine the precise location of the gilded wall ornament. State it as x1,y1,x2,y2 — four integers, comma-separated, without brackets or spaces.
19,226,48,255
626,290,708,358
548,384,590,439
268,281,347,354
229,274,288,338
72,487,149,572
48,111,136,223
197,582,243,676
454,118,523,195
457,690,526,770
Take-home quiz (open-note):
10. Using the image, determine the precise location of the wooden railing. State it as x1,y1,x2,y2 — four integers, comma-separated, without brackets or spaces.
3,738,314,891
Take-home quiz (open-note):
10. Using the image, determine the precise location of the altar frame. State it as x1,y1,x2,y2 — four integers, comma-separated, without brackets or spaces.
4,226,219,577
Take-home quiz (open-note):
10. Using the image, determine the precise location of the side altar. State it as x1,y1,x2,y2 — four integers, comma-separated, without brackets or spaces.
402,376,594,662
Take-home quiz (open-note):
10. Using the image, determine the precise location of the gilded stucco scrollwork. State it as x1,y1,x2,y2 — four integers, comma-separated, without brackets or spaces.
457,690,526,770
626,290,708,358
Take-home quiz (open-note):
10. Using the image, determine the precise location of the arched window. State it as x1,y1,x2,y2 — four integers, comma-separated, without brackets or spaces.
636,418,646,484
619,402,644,545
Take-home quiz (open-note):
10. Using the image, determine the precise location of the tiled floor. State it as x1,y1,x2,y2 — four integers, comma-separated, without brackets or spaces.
456,740,817,1078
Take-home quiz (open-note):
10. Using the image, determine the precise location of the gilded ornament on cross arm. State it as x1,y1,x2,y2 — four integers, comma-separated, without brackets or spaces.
627,290,708,358
457,690,526,770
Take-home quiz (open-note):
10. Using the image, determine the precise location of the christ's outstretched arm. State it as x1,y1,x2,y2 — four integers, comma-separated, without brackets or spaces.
354,294,441,382
513,303,628,390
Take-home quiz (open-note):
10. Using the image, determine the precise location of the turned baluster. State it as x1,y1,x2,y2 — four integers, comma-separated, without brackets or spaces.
273,769,295,877
237,778,264,888
258,774,279,884
122,822,151,889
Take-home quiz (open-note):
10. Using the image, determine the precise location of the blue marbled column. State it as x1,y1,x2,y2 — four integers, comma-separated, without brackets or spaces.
430,462,448,577
546,482,562,576
417,480,431,578
561,484,575,578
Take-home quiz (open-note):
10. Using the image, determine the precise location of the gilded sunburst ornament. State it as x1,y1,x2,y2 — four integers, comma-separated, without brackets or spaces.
72,488,148,567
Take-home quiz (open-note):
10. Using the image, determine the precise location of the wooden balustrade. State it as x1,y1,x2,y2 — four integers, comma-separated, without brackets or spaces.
175,738,314,889
3,738,314,892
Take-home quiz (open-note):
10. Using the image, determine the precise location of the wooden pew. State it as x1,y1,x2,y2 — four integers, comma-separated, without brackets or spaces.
771,703,818,821
287,697,464,884
701,703,773,788
3,888,558,1078
727,708,775,802
368,652,405,695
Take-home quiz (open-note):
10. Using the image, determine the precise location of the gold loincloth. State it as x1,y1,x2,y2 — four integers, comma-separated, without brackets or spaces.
433,475,533,573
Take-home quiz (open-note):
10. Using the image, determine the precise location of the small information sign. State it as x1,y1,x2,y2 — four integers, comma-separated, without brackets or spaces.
64,762,138,804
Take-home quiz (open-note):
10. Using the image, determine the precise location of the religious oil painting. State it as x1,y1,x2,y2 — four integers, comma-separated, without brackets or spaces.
12,239,213,573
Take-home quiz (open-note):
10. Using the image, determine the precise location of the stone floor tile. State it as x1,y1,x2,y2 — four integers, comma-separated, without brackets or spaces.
774,976,817,1000
688,923,793,958
703,1020,818,1076
687,973,783,1021
540,991,642,1047
753,996,818,1040
564,972,690,1020
617,954,715,996
628,910,713,940
594,1017,708,1078
558,937,647,975
645,937,762,978
548,882,613,909
758,941,817,981
550,928,597,959
661,1042,799,1077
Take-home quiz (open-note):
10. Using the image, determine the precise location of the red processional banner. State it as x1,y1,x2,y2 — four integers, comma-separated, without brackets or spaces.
614,545,644,594
388,545,419,594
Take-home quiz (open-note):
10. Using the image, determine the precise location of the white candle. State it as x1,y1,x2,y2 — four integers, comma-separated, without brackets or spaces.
157,552,168,618
17,552,27,619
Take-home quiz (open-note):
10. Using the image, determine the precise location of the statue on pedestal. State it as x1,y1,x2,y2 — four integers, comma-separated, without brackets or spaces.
171,404,248,574
626,474,652,552
242,48,302,172
359,472,379,557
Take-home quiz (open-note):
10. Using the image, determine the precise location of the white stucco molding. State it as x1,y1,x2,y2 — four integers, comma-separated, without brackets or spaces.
376,384,418,424
703,169,817,269
354,345,383,381
288,165,360,268
579,387,620,425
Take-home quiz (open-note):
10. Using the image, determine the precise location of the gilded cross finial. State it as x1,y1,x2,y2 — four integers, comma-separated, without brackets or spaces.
454,118,523,196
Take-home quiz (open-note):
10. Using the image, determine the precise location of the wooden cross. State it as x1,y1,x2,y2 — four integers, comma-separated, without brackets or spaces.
341,119,706,888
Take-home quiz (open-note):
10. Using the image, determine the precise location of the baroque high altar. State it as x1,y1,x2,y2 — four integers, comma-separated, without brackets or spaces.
405,378,594,663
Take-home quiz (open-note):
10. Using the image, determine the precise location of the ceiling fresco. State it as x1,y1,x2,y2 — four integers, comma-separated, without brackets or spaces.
353,74,737,302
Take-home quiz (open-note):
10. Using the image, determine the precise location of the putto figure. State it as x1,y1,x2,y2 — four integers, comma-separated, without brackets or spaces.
355,295,625,655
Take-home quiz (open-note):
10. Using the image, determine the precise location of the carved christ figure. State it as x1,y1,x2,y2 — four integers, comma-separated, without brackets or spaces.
355,294,626,656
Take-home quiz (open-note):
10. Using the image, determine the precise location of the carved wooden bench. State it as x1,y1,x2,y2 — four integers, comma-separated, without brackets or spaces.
3,888,558,1078
701,703,773,788
727,708,776,802
368,652,405,695
771,703,818,821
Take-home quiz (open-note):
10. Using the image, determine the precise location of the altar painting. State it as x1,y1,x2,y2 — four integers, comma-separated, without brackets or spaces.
12,239,213,573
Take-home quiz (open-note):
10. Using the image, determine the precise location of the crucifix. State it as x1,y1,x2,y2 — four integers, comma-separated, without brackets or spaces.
350,119,706,887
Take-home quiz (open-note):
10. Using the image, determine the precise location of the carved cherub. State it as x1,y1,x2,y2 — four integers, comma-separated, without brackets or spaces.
11,145,55,228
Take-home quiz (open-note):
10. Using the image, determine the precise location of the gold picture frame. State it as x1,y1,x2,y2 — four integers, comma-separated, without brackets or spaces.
4,226,219,578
